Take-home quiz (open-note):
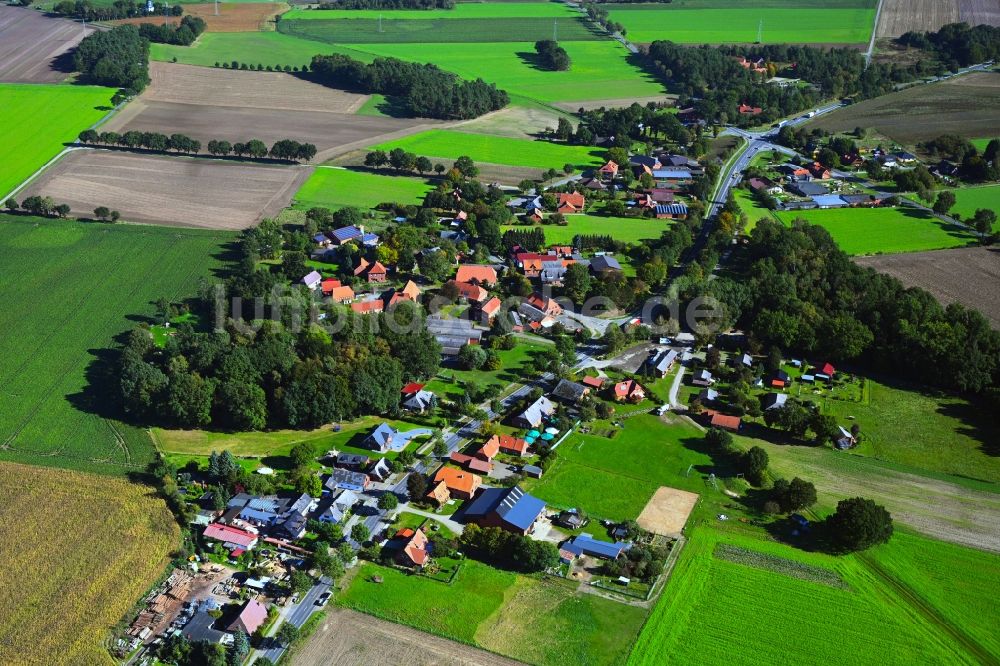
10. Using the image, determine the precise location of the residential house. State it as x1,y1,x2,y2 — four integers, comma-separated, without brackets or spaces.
354,258,388,283
402,388,436,413
526,292,563,317
334,453,369,471
368,457,393,482
581,375,605,390
654,203,689,220
433,466,482,500
649,187,676,203
551,378,589,405
540,260,571,286
512,395,555,429
228,600,268,635
301,270,322,291
597,160,619,180
613,379,646,403
455,264,498,287
464,485,546,535
807,162,831,179
273,512,307,541
819,362,835,377
590,255,622,275
556,509,586,529
328,285,355,304
579,177,607,191
709,411,741,432
652,169,693,185
789,181,828,198
426,480,451,507
649,349,679,377
812,194,846,209
320,278,342,297
630,155,662,171
761,392,787,410
448,280,489,304
350,299,384,315
325,469,370,492
738,103,763,115
748,177,782,195
735,55,767,73
562,533,630,560
737,353,753,368
476,296,502,325
363,423,398,453
313,232,332,248
777,164,810,180
556,191,586,214
450,451,492,474
203,524,258,552
692,369,714,386
699,387,719,403
476,436,500,462
489,433,529,457
396,528,430,568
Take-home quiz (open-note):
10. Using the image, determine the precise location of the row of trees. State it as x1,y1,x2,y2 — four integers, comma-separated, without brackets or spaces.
4,196,71,219
52,0,181,21
364,148,438,175
708,219,1000,393
137,15,206,46
73,25,150,94
459,523,560,572
77,130,317,162
898,23,1000,69
309,53,508,119
215,61,306,73
580,2,626,36
534,39,571,72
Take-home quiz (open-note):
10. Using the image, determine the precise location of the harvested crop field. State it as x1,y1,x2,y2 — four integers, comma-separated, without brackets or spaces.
293,608,525,666
113,2,286,31
875,0,959,38
22,149,309,228
808,71,1000,144
0,6,93,83
637,486,699,537
104,63,438,161
0,462,178,664
855,247,1000,328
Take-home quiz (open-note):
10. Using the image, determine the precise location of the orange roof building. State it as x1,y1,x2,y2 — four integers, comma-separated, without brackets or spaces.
613,379,646,402
709,412,742,432
449,280,488,303
455,264,498,286
433,466,482,500
478,296,502,324
329,285,355,303
556,191,586,214
489,434,529,457
426,480,451,506
321,278,342,296
476,437,500,462
396,528,430,567
598,160,619,178
350,300,384,315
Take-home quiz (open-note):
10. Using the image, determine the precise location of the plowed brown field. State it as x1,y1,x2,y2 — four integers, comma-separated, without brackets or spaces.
112,2,286,32
0,6,93,83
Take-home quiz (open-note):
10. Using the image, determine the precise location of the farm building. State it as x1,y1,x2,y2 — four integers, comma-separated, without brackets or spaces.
562,533,630,560
464,485,546,535
708,412,741,432
654,203,689,220
450,451,492,474
202,524,258,552
228,600,268,635
455,264,498,286
425,317,484,355
590,255,622,275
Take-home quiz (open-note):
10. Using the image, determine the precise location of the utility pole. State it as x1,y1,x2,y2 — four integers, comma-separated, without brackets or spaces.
379,13,383,33
553,18,557,41
756,18,762,44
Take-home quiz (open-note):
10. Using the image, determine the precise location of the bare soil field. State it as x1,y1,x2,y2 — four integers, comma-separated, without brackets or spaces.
104,63,438,161
113,2,286,32
636,486,699,537
960,0,1000,27
855,247,1000,328
875,0,959,39
293,608,524,666
809,71,1000,144
0,6,93,83
22,149,309,229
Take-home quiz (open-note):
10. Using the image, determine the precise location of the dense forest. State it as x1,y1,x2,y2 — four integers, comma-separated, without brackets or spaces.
898,23,1000,68
709,220,1000,394
72,25,150,93
310,54,508,119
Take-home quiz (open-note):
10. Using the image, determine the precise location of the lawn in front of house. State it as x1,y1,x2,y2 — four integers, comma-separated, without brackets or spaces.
503,213,670,245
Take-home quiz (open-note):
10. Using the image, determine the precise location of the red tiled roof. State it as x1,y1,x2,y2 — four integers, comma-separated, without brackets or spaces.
480,296,502,316
478,437,500,460
402,528,429,566
456,264,497,285
434,466,482,495
401,383,425,395
581,375,604,389
821,362,835,376
491,434,528,455
321,278,342,295
228,600,268,635
450,280,488,302
329,286,355,302
351,300,384,314
204,523,257,548
710,413,741,431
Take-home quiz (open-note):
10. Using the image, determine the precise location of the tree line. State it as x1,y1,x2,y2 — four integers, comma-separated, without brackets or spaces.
364,148,438,175
898,23,1000,69
52,0,181,21
709,219,1000,394
73,25,150,94
137,15,206,46
534,39,571,71
309,53,508,120
580,2,626,36
78,130,317,162
215,61,307,73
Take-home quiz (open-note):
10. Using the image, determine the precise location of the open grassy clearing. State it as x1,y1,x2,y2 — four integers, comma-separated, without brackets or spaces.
0,216,232,474
150,31,378,69
628,524,984,666
808,71,1000,145
0,83,113,199
283,3,580,20
855,247,1000,329
775,205,974,255
338,560,645,666
608,1,877,45
345,41,666,103
733,187,774,232
293,167,433,211
372,129,604,170
946,184,1000,226
0,462,178,663
425,338,552,400
525,414,716,521
502,214,669,245
278,15,602,43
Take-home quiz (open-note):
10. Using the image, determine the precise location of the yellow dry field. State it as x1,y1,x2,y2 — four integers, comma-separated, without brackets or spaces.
0,463,178,665
636,486,699,537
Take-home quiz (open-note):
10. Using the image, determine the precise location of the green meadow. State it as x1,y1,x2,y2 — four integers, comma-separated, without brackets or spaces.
0,84,114,199
0,216,233,475
282,3,580,20
149,31,377,69
424,338,552,400
775,206,974,255
347,41,666,103
946,185,1000,228
503,214,669,245
278,16,601,43
292,168,433,211
372,130,604,170
609,2,877,44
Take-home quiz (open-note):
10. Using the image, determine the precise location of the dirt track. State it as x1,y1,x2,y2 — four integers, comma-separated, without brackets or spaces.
0,6,93,83
292,608,525,666
22,149,310,229
855,247,1000,328
104,63,440,162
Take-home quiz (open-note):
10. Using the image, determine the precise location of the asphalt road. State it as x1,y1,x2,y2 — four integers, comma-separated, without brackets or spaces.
254,576,333,664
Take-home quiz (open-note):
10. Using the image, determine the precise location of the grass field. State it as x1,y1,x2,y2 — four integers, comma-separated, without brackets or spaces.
0,84,114,199
504,214,669,245
628,524,987,665
372,130,604,170
608,1,877,44
970,137,997,152
946,184,1000,228
345,41,666,103
0,216,233,474
338,560,646,665
150,31,378,68
775,205,974,255
292,167,433,211
0,462,178,664
278,15,601,43
282,3,580,20
733,187,774,232
525,414,717,520
425,337,552,399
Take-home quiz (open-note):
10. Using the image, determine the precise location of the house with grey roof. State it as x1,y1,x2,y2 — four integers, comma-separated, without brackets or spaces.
649,349,679,377
551,378,589,405
761,392,788,410
590,255,622,275
363,423,398,453
512,395,555,429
